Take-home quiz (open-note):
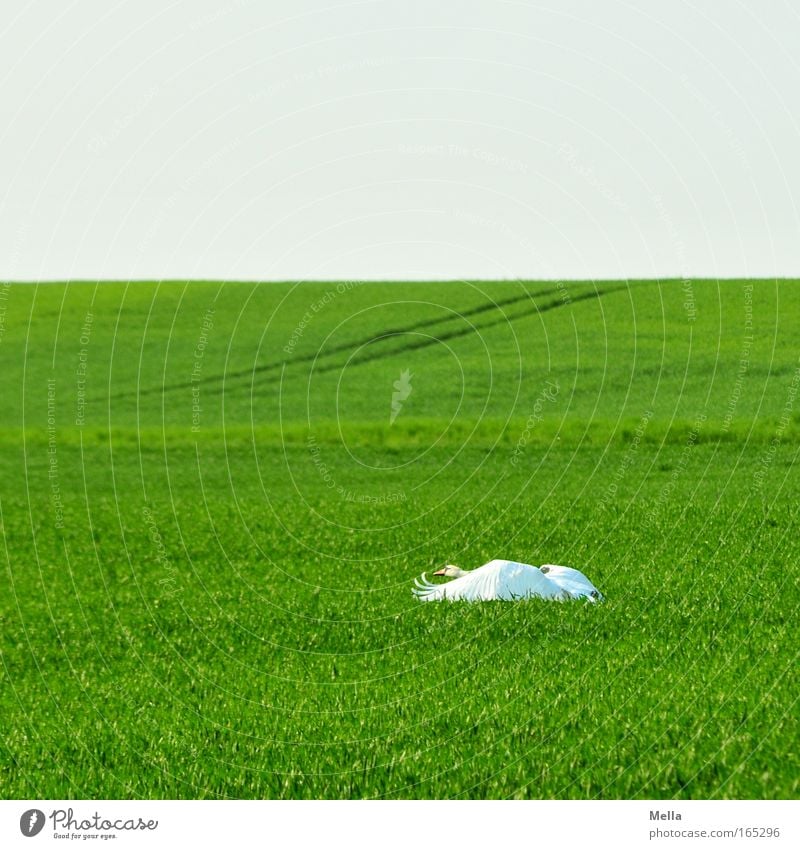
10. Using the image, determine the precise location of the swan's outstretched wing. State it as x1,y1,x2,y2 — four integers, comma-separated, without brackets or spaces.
495,561,569,600
541,564,603,601
413,560,565,602
413,561,502,601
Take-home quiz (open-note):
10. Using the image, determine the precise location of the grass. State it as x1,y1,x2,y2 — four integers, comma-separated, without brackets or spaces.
0,278,798,798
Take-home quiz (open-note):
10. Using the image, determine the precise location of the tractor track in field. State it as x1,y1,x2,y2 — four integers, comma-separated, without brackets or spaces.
313,285,625,375
106,283,625,401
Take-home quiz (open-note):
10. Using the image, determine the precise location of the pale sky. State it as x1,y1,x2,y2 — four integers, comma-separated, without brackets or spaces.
2,0,799,280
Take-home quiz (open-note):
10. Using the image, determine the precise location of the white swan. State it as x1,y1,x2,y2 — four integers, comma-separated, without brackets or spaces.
412,559,602,602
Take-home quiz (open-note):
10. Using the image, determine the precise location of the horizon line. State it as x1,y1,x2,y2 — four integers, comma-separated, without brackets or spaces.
2,275,798,285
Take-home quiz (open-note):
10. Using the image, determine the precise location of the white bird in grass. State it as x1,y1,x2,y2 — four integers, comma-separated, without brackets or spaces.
412,559,603,602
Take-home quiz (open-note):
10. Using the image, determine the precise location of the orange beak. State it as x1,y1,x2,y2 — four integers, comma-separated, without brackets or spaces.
433,568,446,576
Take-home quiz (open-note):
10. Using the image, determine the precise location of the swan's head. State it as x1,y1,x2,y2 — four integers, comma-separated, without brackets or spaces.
433,564,467,578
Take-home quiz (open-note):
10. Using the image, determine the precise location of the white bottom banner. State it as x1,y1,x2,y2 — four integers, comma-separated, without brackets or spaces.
2,800,797,848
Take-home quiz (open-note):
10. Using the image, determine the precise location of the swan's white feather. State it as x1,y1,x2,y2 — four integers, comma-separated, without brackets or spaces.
412,559,597,602
540,564,603,601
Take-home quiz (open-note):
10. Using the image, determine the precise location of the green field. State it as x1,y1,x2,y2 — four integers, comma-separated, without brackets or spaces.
1,279,798,799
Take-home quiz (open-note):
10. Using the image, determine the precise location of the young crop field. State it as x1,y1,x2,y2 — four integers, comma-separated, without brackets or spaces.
1,279,798,799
